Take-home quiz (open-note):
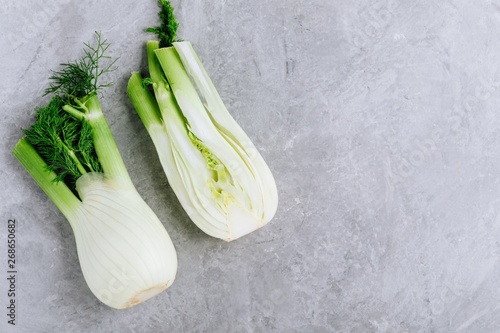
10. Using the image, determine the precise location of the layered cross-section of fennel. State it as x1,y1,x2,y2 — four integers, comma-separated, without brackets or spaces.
127,1,278,241
13,33,177,309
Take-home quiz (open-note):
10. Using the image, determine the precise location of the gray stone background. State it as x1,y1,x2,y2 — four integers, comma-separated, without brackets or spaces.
1,0,500,332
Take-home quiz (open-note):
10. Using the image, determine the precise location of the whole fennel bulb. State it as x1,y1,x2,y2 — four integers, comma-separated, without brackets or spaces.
13,33,177,309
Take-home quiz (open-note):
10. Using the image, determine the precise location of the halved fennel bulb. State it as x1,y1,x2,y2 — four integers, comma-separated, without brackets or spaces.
128,41,278,241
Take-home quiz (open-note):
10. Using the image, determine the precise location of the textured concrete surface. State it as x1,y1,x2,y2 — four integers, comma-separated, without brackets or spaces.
2,0,500,332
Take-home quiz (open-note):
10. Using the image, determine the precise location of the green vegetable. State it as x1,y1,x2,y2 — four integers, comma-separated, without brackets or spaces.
127,1,278,241
13,33,177,309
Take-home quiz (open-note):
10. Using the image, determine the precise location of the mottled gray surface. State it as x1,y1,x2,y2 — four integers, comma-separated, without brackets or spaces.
1,0,500,332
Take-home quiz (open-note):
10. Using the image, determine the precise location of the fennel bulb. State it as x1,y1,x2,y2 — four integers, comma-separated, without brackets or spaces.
13,33,177,309
127,1,278,241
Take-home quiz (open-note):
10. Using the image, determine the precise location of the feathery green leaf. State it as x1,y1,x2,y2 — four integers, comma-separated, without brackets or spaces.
45,32,117,99
23,95,102,188
146,0,179,48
